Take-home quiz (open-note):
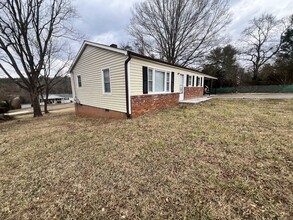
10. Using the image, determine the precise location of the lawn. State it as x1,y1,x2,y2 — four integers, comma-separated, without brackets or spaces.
0,99,292,219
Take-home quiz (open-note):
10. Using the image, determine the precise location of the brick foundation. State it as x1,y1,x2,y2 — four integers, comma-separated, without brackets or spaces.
75,104,127,119
131,93,179,117
184,87,204,99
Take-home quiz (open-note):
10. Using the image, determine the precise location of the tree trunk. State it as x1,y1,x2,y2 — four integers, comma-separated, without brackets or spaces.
252,71,258,81
44,90,49,114
31,91,42,117
253,65,260,81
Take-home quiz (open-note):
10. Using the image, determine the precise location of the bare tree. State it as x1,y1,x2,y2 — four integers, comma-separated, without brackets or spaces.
129,0,231,66
0,0,77,117
39,40,72,113
240,13,284,81
119,43,134,51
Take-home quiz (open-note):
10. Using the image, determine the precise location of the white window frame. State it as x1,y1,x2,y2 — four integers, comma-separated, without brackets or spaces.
196,76,201,87
102,68,111,95
198,77,202,87
188,75,192,87
166,72,170,92
147,67,171,94
148,68,153,93
77,75,82,88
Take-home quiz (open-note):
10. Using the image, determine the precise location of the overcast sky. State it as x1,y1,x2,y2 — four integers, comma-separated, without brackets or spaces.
72,0,293,48
0,0,292,78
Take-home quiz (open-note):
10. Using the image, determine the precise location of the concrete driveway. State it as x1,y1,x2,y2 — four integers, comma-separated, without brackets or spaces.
3,103,74,116
212,93,293,99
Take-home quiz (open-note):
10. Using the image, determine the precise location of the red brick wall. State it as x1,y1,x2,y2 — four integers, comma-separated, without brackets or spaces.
75,104,127,119
131,93,179,117
184,87,204,99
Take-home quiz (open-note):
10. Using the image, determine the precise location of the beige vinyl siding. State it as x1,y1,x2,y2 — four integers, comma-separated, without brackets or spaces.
129,57,205,96
72,45,127,113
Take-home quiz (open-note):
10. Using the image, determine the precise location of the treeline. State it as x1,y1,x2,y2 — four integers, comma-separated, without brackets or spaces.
0,76,72,104
201,41,293,88
202,14,293,88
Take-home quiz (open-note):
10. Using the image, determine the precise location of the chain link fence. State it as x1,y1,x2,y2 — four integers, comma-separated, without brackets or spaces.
210,85,293,94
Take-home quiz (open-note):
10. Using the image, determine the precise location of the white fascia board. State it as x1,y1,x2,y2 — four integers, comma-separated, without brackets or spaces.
84,41,128,55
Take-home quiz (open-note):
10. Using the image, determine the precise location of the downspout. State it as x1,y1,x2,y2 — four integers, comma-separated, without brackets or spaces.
124,52,132,118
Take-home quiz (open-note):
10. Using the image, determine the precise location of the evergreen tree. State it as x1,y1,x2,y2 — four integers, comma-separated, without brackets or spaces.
273,15,293,84
202,45,241,87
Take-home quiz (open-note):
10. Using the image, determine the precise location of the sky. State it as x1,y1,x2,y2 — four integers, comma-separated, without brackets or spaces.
72,0,293,48
0,0,292,78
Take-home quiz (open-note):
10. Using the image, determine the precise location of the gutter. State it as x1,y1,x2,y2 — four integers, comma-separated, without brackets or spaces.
124,52,131,118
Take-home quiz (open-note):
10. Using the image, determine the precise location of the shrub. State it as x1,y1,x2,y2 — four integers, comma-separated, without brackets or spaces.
0,100,10,113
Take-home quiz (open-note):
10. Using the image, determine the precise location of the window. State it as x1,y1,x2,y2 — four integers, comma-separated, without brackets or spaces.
166,72,170,92
188,75,192,86
155,70,165,92
196,76,200,87
148,68,171,93
102,68,111,93
198,77,202,87
148,68,153,92
77,75,82,87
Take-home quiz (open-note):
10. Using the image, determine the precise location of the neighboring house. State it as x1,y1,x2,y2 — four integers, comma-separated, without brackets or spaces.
39,94,73,104
69,41,216,118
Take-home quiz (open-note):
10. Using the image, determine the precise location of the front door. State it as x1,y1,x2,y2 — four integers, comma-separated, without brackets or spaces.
179,74,184,101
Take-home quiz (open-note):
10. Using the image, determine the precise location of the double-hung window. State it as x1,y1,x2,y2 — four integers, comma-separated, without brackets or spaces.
166,72,170,92
155,70,165,92
148,68,171,93
196,76,200,87
102,68,111,94
148,68,153,92
188,75,192,86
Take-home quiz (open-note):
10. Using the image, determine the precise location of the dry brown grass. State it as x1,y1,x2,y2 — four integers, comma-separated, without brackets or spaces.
0,99,292,219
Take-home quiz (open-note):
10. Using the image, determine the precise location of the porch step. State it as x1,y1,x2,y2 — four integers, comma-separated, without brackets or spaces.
179,97,212,104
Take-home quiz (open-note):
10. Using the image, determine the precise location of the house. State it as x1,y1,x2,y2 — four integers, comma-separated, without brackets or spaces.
39,94,73,104
69,41,217,118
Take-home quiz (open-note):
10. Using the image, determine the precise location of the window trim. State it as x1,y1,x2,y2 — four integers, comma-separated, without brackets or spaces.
147,67,171,94
101,68,112,95
77,75,82,88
